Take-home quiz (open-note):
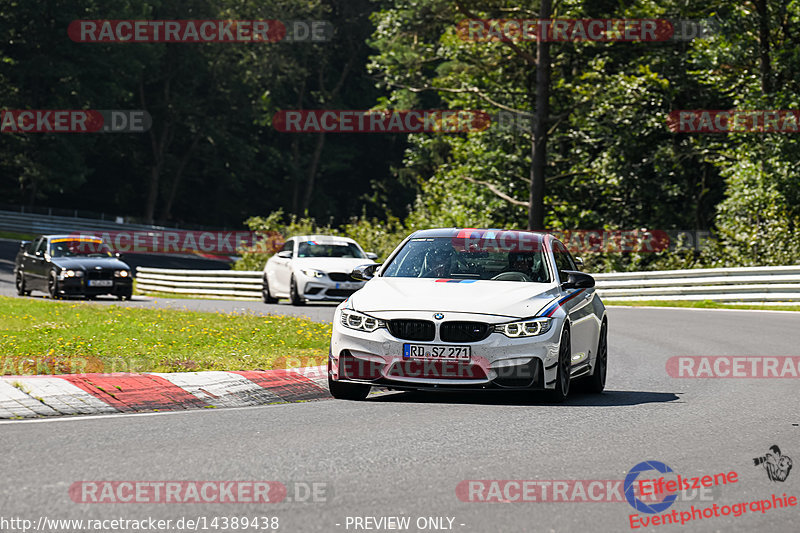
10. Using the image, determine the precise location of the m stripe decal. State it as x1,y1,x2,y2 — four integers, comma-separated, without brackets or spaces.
542,289,586,317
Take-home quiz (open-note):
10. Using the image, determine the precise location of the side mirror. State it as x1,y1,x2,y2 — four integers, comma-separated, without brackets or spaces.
561,270,595,289
365,252,378,261
351,263,381,281
573,256,584,269
35,250,43,257
276,250,293,259
115,252,121,258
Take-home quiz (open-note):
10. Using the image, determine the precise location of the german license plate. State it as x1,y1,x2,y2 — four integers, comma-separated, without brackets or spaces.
88,280,113,287
403,344,470,361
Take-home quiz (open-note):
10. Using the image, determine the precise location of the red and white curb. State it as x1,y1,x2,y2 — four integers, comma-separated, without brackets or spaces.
0,366,328,419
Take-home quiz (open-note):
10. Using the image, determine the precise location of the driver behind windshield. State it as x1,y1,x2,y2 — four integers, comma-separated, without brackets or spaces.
421,242,454,278
502,251,548,282
506,252,534,275
50,240,110,257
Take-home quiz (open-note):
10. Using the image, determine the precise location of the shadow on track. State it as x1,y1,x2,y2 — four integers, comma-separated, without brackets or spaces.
366,389,680,407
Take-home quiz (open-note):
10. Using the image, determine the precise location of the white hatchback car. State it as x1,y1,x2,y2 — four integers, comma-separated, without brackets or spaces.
262,235,378,305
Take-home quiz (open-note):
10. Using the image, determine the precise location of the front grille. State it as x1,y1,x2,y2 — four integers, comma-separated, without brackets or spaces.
86,270,113,280
387,319,435,341
328,272,359,282
325,288,357,298
440,321,491,342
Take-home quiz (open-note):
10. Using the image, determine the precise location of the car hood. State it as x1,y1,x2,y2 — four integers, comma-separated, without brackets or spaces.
291,257,375,273
50,257,130,270
349,277,562,319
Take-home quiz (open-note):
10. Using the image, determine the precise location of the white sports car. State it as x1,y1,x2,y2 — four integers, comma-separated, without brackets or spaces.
262,234,378,305
328,228,607,401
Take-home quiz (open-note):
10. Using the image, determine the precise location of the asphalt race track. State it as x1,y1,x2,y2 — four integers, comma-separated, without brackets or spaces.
1,240,799,531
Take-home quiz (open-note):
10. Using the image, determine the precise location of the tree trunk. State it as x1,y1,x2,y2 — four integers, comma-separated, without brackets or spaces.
528,0,552,230
301,132,326,214
756,0,772,93
160,134,201,221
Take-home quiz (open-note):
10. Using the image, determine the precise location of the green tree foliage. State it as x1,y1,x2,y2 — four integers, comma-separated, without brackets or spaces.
3,0,800,270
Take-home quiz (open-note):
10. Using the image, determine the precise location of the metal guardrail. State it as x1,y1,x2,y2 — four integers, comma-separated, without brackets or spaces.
0,208,229,237
0,209,174,236
593,265,800,302
135,265,800,303
135,267,263,300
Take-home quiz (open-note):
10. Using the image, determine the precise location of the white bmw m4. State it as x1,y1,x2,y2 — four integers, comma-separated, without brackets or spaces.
328,228,607,402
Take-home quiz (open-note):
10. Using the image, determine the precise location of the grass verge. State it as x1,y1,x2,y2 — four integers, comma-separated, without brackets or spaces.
0,230,36,241
605,300,800,312
0,295,331,375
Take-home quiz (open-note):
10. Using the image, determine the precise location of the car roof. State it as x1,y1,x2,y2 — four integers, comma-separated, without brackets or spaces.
39,234,105,241
289,234,359,245
408,228,549,242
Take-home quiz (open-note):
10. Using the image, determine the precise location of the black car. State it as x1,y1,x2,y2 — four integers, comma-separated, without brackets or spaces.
14,235,133,300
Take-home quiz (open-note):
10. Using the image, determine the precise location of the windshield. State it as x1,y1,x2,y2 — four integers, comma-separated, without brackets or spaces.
296,241,366,258
50,239,114,258
382,237,551,282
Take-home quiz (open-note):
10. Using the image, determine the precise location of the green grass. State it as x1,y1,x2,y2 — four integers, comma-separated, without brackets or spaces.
0,295,331,375
605,300,800,312
0,230,36,241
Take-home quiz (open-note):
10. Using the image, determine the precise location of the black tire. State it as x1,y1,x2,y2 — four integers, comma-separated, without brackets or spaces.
262,275,278,304
328,375,371,400
15,271,30,296
546,327,572,403
48,270,61,299
117,290,132,301
289,276,305,306
587,320,608,393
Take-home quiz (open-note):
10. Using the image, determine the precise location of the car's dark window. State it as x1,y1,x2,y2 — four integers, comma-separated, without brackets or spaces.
26,238,41,254
49,239,113,257
34,238,47,255
278,240,294,254
382,236,550,282
297,242,365,258
552,240,577,281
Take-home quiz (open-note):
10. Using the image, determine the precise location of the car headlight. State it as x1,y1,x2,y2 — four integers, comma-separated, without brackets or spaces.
114,270,130,278
340,310,385,332
495,318,553,337
59,269,84,279
301,268,324,278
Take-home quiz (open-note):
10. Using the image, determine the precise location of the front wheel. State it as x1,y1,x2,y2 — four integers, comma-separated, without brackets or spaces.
48,270,61,299
117,290,132,301
289,276,305,306
546,327,571,403
328,375,371,400
586,320,607,393
262,275,278,304
15,271,30,296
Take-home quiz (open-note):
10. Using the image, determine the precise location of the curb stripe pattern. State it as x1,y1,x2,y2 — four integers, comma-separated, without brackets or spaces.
0,366,330,419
